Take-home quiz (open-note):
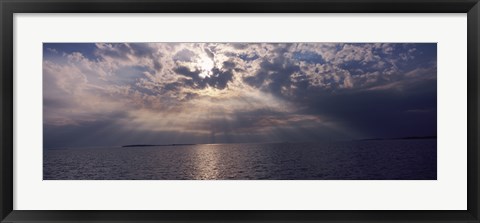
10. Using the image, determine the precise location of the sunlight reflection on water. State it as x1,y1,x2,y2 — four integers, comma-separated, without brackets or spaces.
44,139,436,180
191,144,222,180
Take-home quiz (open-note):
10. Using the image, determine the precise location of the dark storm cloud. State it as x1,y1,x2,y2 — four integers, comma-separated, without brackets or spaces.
173,49,196,62
174,66,234,90
129,43,157,57
240,43,437,139
243,44,297,89
210,68,234,89
244,56,300,94
297,79,436,138
222,60,236,69
204,47,215,60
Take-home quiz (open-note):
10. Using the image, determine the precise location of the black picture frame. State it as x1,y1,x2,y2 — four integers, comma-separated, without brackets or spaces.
1,0,479,222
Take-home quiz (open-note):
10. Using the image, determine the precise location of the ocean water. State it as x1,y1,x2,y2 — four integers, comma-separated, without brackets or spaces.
43,139,436,180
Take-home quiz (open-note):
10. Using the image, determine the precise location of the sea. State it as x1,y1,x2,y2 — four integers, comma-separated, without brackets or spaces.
43,139,436,180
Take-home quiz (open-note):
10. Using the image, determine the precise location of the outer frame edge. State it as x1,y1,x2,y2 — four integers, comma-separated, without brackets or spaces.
468,1,480,221
1,0,479,223
1,0,14,222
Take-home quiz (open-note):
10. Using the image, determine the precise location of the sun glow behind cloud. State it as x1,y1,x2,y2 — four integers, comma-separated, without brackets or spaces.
43,43,437,148
197,56,215,78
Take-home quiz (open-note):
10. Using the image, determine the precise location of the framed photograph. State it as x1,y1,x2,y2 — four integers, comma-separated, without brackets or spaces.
1,0,479,222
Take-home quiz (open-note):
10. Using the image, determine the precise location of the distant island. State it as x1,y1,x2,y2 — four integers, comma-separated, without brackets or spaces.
122,136,437,147
122,144,196,148
358,136,437,141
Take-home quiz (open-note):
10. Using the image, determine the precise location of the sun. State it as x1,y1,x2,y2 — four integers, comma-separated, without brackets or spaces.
197,56,214,79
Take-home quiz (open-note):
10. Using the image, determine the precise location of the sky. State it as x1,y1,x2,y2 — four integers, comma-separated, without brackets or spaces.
43,43,437,148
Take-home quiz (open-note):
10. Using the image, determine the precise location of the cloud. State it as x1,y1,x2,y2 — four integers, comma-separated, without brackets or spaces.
43,43,437,147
